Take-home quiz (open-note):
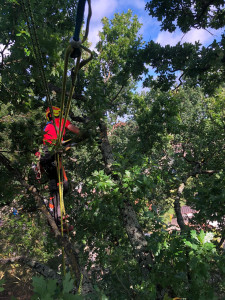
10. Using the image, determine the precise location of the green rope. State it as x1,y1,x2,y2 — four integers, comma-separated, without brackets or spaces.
57,45,74,146
56,47,81,147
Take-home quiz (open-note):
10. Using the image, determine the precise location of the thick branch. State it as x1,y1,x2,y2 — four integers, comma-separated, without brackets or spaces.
1,256,61,282
121,199,154,277
99,121,114,174
174,183,186,232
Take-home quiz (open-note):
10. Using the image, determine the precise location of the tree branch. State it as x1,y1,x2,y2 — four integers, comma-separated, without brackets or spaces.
174,183,186,232
110,85,124,103
1,256,62,282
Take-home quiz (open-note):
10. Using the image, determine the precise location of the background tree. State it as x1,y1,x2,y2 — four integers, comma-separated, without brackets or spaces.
143,0,225,93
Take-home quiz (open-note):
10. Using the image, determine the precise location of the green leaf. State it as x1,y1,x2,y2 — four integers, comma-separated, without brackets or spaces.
125,170,131,177
190,230,197,239
46,279,57,297
62,273,74,294
198,230,205,244
32,276,47,296
0,279,4,292
184,240,198,250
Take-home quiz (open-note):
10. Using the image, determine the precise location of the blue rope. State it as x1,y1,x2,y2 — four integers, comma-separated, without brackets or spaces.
73,0,86,41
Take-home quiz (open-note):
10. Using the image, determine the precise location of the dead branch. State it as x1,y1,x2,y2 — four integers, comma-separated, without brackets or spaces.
1,256,62,282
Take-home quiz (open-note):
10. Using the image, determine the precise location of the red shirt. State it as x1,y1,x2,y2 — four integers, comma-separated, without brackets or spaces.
43,118,71,144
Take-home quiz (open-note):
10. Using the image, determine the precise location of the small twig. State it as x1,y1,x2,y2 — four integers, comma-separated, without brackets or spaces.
110,85,124,103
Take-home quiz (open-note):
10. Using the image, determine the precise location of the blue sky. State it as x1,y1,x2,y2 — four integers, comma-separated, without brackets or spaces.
86,0,224,49
84,0,224,93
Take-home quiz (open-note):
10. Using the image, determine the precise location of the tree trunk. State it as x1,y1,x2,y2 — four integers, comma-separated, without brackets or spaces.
174,183,186,231
121,199,153,276
98,121,154,277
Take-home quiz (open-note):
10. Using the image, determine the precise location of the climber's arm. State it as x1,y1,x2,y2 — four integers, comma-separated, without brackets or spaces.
67,124,80,135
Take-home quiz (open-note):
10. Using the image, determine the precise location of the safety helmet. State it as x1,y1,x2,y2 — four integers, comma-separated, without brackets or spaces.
46,106,61,121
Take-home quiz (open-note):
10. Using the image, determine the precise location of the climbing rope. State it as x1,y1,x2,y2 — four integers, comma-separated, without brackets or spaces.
56,0,93,147
55,0,93,244
73,0,92,44
55,0,93,249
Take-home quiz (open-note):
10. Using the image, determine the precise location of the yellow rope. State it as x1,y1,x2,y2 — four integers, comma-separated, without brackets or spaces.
56,1,93,148
56,153,66,276
54,0,93,279
78,273,83,295
57,53,81,146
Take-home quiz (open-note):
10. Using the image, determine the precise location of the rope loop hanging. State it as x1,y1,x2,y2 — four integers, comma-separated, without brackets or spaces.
56,0,93,147
55,0,93,244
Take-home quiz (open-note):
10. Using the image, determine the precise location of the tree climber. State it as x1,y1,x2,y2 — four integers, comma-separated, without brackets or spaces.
36,106,79,229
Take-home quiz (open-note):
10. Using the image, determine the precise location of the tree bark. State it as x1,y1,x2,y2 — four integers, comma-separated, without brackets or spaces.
174,183,186,231
99,121,114,174
121,199,153,277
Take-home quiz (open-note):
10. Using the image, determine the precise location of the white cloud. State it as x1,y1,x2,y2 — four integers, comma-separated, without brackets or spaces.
86,0,118,23
87,25,102,49
155,31,183,46
184,29,214,44
0,44,11,63
155,28,222,47
84,0,118,49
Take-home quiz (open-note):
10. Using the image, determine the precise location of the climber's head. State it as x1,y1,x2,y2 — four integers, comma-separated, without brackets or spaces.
46,106,61,121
